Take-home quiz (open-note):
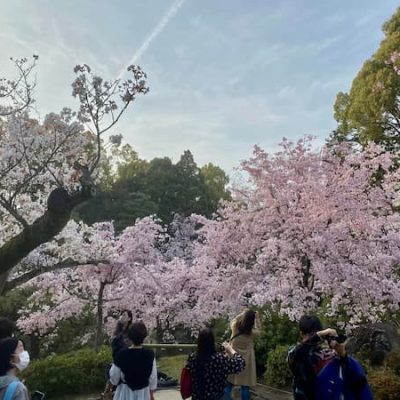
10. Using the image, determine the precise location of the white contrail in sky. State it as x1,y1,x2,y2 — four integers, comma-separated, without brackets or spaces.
117,0,186,79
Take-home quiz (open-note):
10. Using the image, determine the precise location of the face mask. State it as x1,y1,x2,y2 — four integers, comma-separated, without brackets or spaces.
15,350,30,371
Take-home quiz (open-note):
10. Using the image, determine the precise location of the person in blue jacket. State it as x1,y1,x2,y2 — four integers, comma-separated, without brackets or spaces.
288,315,372,400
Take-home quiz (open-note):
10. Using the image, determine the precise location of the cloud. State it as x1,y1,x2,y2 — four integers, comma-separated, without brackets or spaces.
117,0,186,79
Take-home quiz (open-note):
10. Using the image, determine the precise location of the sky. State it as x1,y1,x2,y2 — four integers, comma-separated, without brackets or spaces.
0,0,399,175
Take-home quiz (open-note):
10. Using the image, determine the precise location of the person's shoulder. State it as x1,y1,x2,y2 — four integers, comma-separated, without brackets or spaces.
344,356,367,373
8,380,28,400
214,352,230,364
15,380,28,393
142,348,155,359
186,352,197,369
289,341,322,363
214,352,226,360
114,347,131,361
288,342,304,355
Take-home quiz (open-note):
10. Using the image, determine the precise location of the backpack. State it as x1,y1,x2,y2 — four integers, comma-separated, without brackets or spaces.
316,356,373,400
290,342,332,400
3,381,19,400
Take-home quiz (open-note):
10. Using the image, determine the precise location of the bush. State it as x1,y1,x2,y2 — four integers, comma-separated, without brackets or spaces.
385,349,400,376
263,345,292,389
21,347,112,398
254,310,298,375
368,369,400,400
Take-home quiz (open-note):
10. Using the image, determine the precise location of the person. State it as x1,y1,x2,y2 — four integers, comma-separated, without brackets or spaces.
109,321,157,400
287,315,372,400
0,318,30,372
111,310,133,360
225,309,260,400
0,338,30,400
185,328,245,400
109,311,176,388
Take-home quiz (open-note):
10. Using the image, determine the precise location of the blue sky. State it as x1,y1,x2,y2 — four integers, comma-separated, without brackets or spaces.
0,0,398,174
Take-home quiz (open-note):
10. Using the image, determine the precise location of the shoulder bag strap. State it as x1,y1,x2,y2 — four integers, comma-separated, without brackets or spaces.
4,381,20,400
229,331,243,342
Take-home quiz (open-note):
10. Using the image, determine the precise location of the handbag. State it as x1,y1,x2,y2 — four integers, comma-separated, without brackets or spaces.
180,366,192,399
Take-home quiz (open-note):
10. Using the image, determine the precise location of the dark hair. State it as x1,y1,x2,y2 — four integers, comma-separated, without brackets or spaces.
236,310,256,335
196,329,216,398
0,338,18,375
299,315,323,335
127,321,147,345
0,318,16,340
196,328,216,359
114,310,134,336
122,310,133,322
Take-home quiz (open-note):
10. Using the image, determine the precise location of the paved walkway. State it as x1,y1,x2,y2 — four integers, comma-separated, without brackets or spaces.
153,385,292,400
155,389,181,400
61,384,291,400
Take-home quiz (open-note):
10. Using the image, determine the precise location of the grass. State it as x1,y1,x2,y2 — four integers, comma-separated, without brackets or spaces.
157,354,188,380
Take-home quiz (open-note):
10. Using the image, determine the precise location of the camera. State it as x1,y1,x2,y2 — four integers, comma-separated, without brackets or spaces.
326,334,347,344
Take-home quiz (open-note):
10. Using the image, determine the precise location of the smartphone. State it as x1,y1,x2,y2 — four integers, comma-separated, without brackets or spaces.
31,391,45,400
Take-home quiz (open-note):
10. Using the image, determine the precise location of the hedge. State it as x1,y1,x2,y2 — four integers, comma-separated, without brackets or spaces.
263,345,292,388
21,347,111,398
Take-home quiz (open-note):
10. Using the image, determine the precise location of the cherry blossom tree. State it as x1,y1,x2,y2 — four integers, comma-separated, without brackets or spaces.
193,138,400,326
17,137,400,340
0,58,148,292
16,216,204,349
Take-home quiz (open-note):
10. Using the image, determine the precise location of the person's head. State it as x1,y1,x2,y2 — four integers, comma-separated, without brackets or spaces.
196,328,216,359
114,310,134,336
237,309,256,335
0,338,27,375
127,321,147,346
299,315,323,339
0,318,16,340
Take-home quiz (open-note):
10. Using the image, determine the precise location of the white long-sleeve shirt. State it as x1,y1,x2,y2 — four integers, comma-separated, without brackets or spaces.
109,359,157,400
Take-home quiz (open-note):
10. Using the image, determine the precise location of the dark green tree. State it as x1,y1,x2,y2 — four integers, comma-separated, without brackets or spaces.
77,148,231,228
331,7,400,150
200,163,231,211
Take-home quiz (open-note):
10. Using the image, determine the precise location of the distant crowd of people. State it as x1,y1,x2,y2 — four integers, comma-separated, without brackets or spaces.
0,311,373,400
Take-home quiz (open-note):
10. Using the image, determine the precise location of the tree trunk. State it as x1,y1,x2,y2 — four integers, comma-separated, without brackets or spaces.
94,281,106,353
30,333,40,359
0,272,9,296
0,186,94,276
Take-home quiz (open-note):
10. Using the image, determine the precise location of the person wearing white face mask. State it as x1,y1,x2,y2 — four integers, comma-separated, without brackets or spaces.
0,318,31,372
0,338,30,400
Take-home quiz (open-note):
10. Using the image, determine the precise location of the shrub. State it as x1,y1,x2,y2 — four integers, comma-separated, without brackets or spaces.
263,345,292,389
21,347,112,398
254,310,298,375
385,349,400,376
356,348,386,367
368,369,400,400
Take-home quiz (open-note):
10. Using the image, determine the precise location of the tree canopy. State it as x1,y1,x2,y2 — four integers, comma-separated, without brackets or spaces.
76,147,231,229
0,58,148,290
332,7,400,150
